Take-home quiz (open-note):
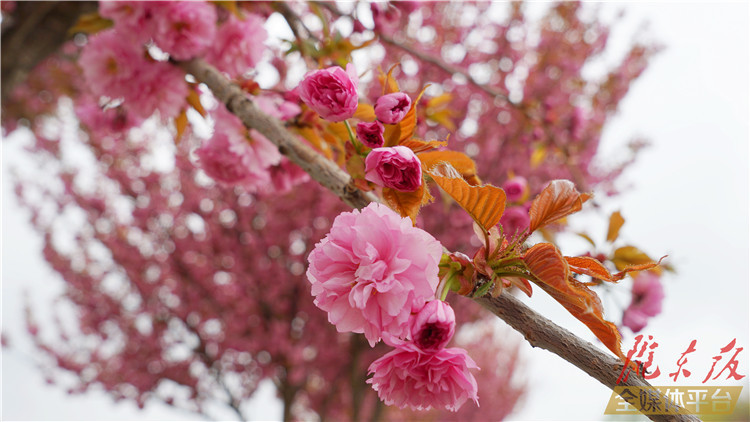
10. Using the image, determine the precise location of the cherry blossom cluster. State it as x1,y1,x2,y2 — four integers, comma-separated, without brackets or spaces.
307,203,478,411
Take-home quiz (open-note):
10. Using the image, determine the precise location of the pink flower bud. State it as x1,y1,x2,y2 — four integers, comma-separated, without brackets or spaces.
502,176,528,203
298,64,359,122
356,121,385,148
411,300,456,351
622,272,664,333
375,92,412,124
365,146,422,192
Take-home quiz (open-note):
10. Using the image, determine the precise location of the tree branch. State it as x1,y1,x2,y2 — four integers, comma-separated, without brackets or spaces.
176,58,378,210
178,57,700,422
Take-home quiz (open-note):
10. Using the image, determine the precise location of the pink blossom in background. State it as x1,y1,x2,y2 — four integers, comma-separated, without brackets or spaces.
150,1,217,61
365,146,422,192
306,203,443,346
410,300,456,352
125,61,188,120
204,13,267,78
264,157,311,195
367,342,479,412
78,28,188,120
196,106,281,189
254,94,301,121
374,92,411,124
622,272,665,332
298,64,359,122
499,205,530,237
74,95,144,137
502,176,528,203
78,29,145,101
98,1,153,42
356,120,385,148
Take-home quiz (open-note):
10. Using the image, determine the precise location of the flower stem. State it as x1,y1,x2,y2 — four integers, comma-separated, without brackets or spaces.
344,120,363,154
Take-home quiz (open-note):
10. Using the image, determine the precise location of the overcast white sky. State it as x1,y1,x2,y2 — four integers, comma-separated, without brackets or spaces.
2,2,749,421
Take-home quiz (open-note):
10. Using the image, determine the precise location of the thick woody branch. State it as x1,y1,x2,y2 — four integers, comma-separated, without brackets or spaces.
179,57,698,422
477,291,699,422
176,58,378,210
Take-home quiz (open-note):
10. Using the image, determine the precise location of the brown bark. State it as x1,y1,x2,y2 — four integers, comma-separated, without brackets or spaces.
1,1,97,104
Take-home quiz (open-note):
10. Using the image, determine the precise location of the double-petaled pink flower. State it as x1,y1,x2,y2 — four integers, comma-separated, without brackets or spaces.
298,64,359,122
306,203,443,346
375,92,412,124
367,341,479,412
622,272,664,332
365,146,422,192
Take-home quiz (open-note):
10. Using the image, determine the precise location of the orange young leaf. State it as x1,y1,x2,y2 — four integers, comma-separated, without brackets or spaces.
427,163,506,232
186,87,207,118
400,139,448,154
353,103,375,121
612,246,662,275
606,211,625,243
395,85,429,144
378,64,401,95
528,180,592,233
174,109,188,143
418,150,478,183
382,185,431,225
68,12,113,36
565,256,619,282
524,243,625,359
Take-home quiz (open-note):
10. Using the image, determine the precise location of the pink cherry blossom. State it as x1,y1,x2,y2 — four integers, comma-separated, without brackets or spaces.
365,146,422,192
367,342,479,412
204,13,267,78
306,202,443,346
196,106,281,189
374,92,411,124
502,176,528,203
499,205,530,237
150,1,217,61
98,1,154,42
78,29,145,101
411,300,456,351
622,272,664,332
78,28,188,120
298,64,359,122
356,121,385,148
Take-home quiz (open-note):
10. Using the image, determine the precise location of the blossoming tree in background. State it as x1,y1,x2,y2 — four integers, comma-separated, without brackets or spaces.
2,1,680,420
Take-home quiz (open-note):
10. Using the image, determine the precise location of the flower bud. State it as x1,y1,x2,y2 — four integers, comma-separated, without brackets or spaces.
357,121,385,148
298,64,359,122
374,92,411,124
411,300,456,351
365,146,422,192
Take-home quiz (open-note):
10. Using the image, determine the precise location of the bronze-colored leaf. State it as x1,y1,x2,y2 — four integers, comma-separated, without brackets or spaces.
378,64,401,95
382,184,430,225
565,256,617,282
68,12,113,36
427,163,505,232
418,150,478,183
354,103,375,121
606,211,625,243
528,180,591,233
186,88,207,118
396,85,429,144
400,139,447,154
612,246,662,275
174,109,188,143
524,243,625,359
